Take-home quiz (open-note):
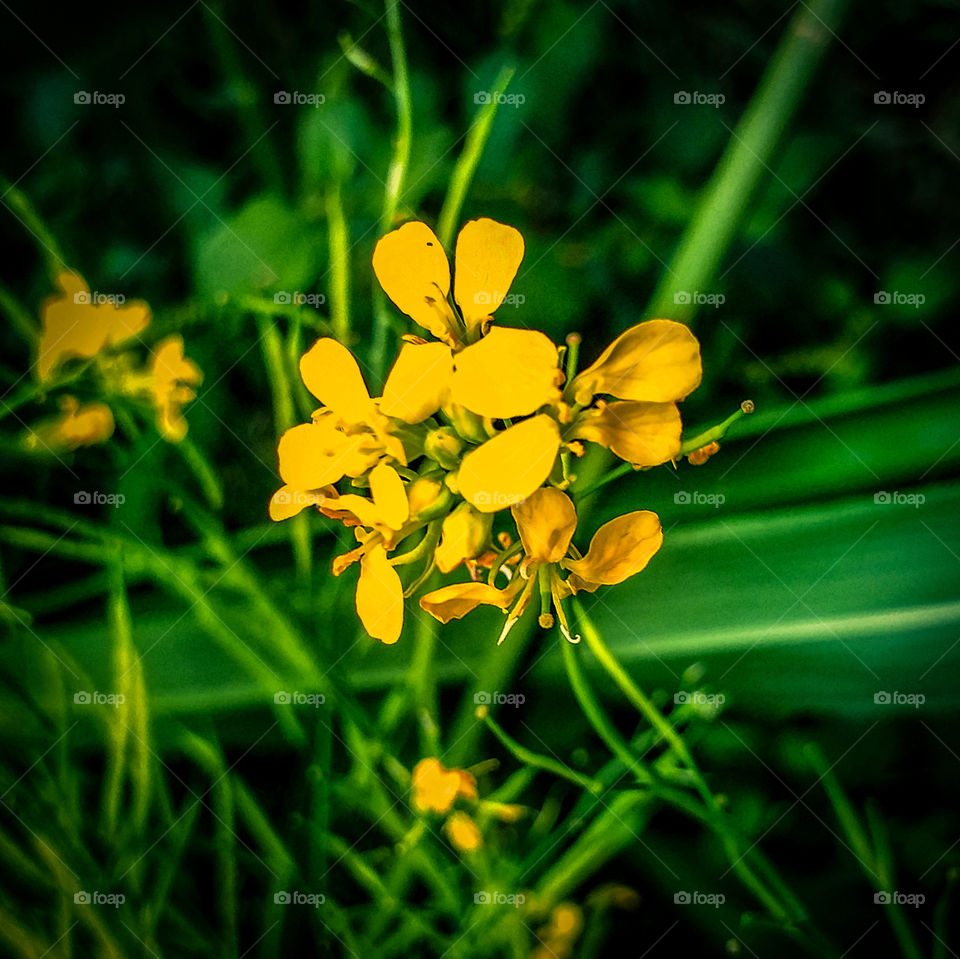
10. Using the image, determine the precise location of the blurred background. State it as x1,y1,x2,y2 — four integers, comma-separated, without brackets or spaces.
0,0,958,955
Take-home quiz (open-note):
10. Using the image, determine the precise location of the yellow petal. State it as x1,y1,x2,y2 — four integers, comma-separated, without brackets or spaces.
419,581,517,623
435,503,493,574
36,274,111,382
571,320,702,404
105,300,151,346
356,545,404,644
445,811,483,852
299,338,373,422
369,462,409,530
458,414,561,513
380,341,454,423
411,758,477,814
372,222,456,341
451,328,562,419
276,421,352,490
269,485,327,521
570,401,681,467
511,487,577,564
453,218,525,337
563,510,663,593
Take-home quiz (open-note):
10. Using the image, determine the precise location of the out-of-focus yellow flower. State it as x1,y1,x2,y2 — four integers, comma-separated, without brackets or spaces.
24,396,115,451
411,758,478,814
530,903,583,959
373,218,524,347
147,336,202,443
421,487,663,644
36,271,150,382
445,811,483,852
564,320,701,469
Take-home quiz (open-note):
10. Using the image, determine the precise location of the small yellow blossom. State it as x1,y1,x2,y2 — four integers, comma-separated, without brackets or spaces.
24,396,114,451
147,336,202,443
445,811,483,853
411,758,478,814
36,271,150,382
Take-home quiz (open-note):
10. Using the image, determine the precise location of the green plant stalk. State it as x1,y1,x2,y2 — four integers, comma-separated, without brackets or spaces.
0,176,67,276
481,707,603,794
325,182,351,342
805,743,924,959
202,2,284,196
370,0,413,381
177,434,225,511
574,599,815,931
0,282,38,344
255,314,312,579
436,64,516,249
645,0,850,319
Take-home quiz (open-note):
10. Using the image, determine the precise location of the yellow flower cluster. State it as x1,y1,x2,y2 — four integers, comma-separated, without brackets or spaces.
270,218,702,644
28,271,202,450
411,757,522,853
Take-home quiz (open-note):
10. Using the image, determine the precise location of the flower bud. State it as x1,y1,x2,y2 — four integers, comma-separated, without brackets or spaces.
424,426,464,469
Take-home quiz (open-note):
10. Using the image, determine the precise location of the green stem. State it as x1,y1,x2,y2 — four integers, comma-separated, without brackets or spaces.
325,182,351,342
436,64,516,249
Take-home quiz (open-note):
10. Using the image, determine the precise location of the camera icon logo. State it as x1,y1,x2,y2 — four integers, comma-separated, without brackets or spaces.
674,891,691,904
874,891,891,904
74,92,91,105
874,491,891,505
874,291,891,304
474,91,492,104
474,891,491,904
474,491,491,507
74,491,92,505
874,92,891,104
474,291,492,305
274,291,292,304
874,691,891,705
73,291,91,304
274,91,291,104
674,491,691,505
674,91,691,104
274,891,291,904
673,291,691,304
74,891,91,904
274,691,291,704
74,691,91,704
474,691,492,705
674,691,690,704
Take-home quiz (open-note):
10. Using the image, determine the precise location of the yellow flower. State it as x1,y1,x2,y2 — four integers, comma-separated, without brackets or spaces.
24,396,114,451
36,271,151,382
373,218,524,347
411,758,478,814
565,320,701,469
148,336,202,442
421,487,663,644
435,503,494,574
445,811,483,853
